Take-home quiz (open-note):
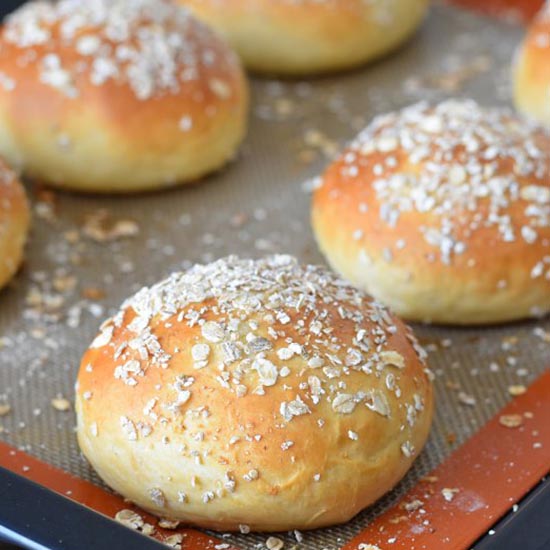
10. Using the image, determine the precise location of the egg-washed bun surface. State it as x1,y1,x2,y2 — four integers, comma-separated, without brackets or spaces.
76,255,433,532
513,4,550,126
0,158,30,292
177,0,429,75
0,0,248,193
312,99,550,325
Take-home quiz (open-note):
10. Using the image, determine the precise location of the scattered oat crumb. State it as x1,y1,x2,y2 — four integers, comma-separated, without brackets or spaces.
266,536,284,550
508,385,526,397
142,523,155,536
82,287,106,300
165,533,183,549
402,499,424,512
442,487,459,502
34,189,58,222
389,515,408,524
499,414,523,428
51,397,71,412
52,274,77,293
501,336,518,350
115,509,144,530
421,475,439,483
159,519,180,530
457,392,476,406
533,327,550,342
416,55,492,92
83,210,139,242
303,128,339,158
274,97,294,117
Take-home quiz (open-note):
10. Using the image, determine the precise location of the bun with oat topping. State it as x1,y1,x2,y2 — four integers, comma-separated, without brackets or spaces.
513,4,550,127
75,255,433,532
0,158,30,292
176,0,429,75
0,0,248,193
312,99,550,325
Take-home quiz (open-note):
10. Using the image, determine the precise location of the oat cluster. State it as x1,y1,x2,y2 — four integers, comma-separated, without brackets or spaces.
86,255,429,507
339,100,550,270
1,0,237,101
98,254,427,399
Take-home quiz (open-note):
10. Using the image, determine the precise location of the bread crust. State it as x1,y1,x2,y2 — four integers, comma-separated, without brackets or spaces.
76,255,433,531
177,0,429,75
0,158,29,292
312,100,550,325
0,0,248,193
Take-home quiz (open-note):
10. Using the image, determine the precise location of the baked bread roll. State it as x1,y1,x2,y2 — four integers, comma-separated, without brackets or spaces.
0,159,29,292
513,4,550,126
177,0,429,75
312,99,550,325
0,0,248,193
76,255,433,532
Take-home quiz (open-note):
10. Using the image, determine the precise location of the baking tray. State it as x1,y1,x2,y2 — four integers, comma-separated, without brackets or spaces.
0,2,549,549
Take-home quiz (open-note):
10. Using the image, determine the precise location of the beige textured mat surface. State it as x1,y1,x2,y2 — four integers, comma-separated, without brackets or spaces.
0,4,548,549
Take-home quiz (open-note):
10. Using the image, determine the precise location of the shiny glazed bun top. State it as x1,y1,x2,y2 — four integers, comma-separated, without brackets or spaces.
2,0,214,99
0,0,248,192
76,255,433,532
312,100,550,324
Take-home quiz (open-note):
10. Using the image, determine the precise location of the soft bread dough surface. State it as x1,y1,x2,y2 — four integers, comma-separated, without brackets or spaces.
178,0,429,74
312,99,550,325
76,255,433,531
0,0,248,192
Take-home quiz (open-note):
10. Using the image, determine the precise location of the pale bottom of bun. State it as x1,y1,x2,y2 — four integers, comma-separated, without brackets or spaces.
76,397,432,532
0,111,247,194
313,226,550,326
203,3,428,75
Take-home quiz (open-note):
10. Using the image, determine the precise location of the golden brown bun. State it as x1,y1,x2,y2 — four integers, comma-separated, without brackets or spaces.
76,255,433,532
176,0,429,75
0,0,248,193
513,5,550,126
312,99,550,325
0,158,30,291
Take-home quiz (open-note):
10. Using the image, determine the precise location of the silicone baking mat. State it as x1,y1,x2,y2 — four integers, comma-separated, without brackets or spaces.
0,2,549,549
